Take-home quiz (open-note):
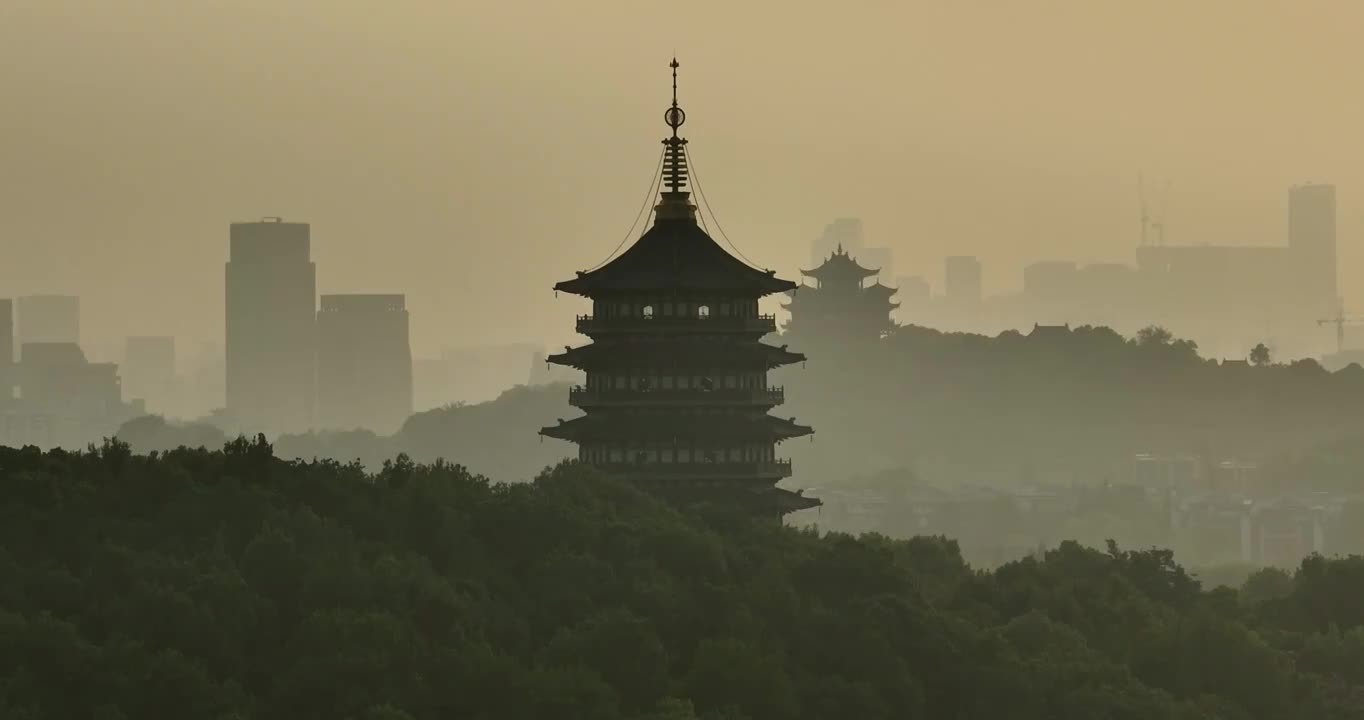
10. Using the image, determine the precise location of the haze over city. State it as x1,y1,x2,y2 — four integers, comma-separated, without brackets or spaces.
5,1,1364,362
14,3,1364,717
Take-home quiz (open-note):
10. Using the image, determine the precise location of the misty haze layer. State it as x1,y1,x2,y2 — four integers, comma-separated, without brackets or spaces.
3,2,1362,363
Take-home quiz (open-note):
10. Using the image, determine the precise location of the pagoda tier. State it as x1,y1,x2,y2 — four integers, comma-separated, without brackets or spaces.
555,218,795,298
539,59,817,518
548,338,805,371
569,384,787,410
648,481,821,514
541,413,813,443
575,312,779,338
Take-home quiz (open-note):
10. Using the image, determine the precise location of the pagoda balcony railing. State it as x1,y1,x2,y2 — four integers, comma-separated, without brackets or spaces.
569,385,785,408
575,314,778,335
594,459,793,481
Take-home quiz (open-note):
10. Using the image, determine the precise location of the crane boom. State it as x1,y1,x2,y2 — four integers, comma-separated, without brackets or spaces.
1317,304,1364,354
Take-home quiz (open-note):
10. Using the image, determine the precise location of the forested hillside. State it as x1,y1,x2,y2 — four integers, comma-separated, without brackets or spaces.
116,324,1364,492
117,383,576,483
783,323,1364,486
2,439,1364,718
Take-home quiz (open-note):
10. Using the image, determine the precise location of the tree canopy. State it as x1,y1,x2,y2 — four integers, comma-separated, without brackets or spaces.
2,438,1364,718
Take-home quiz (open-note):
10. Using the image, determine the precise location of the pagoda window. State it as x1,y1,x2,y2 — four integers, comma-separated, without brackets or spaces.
719,302,731,316
677,375,689,389
643,305,655,319
661,376,674,389
610,448,624,463
663,302,674,316
697,304,711,319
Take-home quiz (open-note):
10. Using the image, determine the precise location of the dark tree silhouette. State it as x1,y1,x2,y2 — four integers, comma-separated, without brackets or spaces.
0,442,1363,718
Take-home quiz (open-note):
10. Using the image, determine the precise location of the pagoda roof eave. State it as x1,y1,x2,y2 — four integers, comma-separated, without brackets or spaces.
539,414,813,443
553,218,796,298
548,339,806,370
771,486,823,513
865,283,898,296
800,253,881,281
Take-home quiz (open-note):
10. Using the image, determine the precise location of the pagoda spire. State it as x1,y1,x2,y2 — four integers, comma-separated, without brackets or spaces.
657,58,696,221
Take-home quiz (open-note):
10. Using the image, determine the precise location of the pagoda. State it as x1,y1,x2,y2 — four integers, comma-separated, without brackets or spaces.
782,244,899,347
540,60,817,516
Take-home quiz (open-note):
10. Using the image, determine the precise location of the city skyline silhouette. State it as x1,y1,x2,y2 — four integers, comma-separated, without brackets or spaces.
4,2,1363,362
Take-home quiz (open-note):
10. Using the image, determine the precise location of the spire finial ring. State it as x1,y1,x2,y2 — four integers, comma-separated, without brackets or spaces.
665,106,686,130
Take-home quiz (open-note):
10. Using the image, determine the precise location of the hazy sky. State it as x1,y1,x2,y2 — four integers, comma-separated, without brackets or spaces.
3,1,1362,359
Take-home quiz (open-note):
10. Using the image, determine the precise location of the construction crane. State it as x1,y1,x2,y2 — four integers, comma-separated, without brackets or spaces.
1317,303,1364,355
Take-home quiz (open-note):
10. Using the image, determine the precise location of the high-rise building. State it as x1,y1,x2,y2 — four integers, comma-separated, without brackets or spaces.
0,298,13,404
17,342,123,417
16,294,79,347
0,341,141,449
316,294,412,434
123,336,176,415
541,61,817,517
1288,183,1337,313
1023,261,1079,303
945,256,983,307
0,298,12,367
225,218,317,435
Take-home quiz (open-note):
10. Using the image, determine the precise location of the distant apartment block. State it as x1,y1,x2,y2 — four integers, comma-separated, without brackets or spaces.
123,336,176,416
1288,182,1337,313
0,342,141,449
16,294,79,346
225,218,317,435
0,298,13,368
894,276,930,305
316,294,412,434
944,256,982,307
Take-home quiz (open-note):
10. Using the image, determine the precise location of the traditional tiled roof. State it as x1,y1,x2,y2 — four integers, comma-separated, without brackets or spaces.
555,218,795,297
540,412,813,442
800,246,880,283
547,338,805,370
